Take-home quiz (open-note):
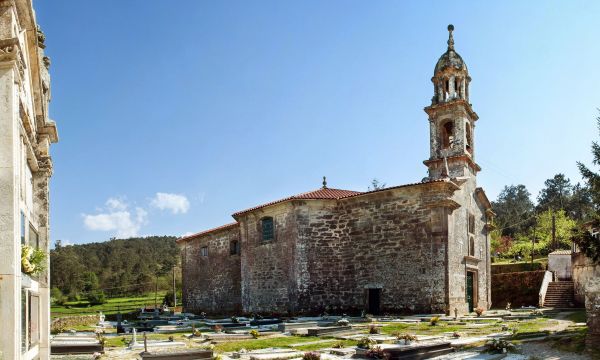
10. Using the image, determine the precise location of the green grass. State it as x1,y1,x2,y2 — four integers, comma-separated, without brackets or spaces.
293,339,358,351
51,292,169,318
103,331,190,347
213,336,325,353
564,310,586,324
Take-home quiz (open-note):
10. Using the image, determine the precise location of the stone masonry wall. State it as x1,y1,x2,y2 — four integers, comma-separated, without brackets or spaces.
291,182,460,315
181,225,242,315
239,203,298,315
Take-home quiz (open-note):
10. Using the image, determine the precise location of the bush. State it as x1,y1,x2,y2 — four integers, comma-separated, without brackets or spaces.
302,351,321,360
368,325,380,334
475,307,485,317
87,291,107,305
249,329,260,339
163,290,182,307
429,316,440,326
331,341,345,348
51,287,66,305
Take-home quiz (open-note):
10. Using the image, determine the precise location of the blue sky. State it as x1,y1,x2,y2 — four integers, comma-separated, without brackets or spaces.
36,0,600,245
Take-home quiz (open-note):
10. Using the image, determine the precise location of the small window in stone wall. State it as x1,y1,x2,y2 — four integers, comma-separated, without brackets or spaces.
261,217,274,241
230,240,240,255
468,213,475,234
200,246,208,257
469,236,475,257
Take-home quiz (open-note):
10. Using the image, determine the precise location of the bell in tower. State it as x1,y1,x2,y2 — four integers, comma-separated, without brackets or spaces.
424,25,481,181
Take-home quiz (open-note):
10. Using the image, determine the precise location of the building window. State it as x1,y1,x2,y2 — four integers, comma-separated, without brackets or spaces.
21,289,27,353
261,217,274,241
468,213,475,234
29,293,39,348
230,240,240,255
200,246,208,257
469,236,475,257
20,212,26,245
465,123,473,153
441,121,454,149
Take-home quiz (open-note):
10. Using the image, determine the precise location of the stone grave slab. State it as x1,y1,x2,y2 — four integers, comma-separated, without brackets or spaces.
307,326,352,336
278,322,318,332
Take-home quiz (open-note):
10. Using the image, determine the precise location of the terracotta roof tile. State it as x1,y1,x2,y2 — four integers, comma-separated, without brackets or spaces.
548,249,572,255
232,188,362,216
176,222,239,243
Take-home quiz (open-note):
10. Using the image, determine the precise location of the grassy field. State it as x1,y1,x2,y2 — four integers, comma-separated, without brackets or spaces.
51,292,170,318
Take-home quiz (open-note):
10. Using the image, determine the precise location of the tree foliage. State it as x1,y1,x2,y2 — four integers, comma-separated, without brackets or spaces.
50,236,179,298
492,184,535,237
573,111,600,262
536,174,593,221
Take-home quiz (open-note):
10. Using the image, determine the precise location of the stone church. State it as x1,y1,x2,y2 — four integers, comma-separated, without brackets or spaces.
179,25,494,316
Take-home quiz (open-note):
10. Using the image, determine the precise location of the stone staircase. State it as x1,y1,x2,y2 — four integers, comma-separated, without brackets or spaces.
543,281,575,308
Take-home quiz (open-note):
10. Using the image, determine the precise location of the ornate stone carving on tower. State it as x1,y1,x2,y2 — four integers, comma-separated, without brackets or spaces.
424,25,480,180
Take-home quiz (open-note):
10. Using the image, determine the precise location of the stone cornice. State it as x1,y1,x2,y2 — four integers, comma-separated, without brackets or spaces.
0,37,26,78
424,99,478,121
423,154,482,173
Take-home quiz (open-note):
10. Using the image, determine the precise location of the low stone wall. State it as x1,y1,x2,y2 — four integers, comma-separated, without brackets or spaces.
585,282,600,351
572,252,600,305
491,262,544,275
491,270,546,308
51,315,99,333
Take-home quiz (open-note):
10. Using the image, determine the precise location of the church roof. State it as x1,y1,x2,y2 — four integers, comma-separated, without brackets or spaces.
178,179,456,243
232,187,362,217
177,222,239,243
434,50,467,74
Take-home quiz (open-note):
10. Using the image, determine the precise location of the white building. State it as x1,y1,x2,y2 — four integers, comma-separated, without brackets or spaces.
0,0,58,359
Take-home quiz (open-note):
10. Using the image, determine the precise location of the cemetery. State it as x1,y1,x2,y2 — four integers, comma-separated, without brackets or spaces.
49,306,593,359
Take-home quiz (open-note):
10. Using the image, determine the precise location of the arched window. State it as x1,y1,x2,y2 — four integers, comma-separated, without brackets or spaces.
469,237,475,257
230,240,240,255
442,121,454,149
466,123,473,153
261,217,274,241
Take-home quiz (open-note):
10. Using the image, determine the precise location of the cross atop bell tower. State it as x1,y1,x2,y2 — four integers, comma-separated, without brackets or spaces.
424,25,480,181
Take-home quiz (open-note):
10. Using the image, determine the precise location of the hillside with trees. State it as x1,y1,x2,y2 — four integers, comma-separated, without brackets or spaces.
50,236,179,303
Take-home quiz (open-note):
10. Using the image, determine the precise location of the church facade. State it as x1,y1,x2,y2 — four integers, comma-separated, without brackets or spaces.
178,25,494,316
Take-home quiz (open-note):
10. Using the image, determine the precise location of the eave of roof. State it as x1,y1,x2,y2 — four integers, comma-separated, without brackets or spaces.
176,222,239,244
231,188,362,217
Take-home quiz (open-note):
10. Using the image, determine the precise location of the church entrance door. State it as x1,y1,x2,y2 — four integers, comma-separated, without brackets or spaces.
367,288,381,315
466,271,475,312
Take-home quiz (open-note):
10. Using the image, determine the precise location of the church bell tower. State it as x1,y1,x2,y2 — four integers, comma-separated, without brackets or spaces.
424,25,480,180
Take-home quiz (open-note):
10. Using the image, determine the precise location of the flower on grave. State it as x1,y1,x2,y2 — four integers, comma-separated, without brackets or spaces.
366,346,389,359
302,351,321,360
357,336,377,349
475,307,485,317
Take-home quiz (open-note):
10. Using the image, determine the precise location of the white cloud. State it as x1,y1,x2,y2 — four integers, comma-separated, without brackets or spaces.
106,197,128,211
150,192,190,214
83,199,148,238
181,231,195,237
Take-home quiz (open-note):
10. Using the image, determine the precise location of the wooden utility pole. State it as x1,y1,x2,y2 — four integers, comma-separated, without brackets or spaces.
551,212,557,251
531,225,536,266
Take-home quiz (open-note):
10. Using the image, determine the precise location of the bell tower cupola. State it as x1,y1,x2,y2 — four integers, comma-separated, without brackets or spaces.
424,25,480,181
